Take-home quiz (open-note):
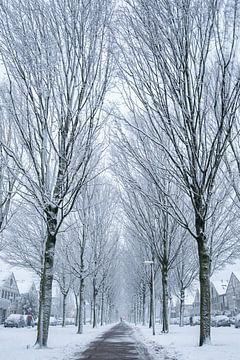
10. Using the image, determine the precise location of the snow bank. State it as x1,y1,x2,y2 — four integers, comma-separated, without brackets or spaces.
0,323,113,360
134,324,240,360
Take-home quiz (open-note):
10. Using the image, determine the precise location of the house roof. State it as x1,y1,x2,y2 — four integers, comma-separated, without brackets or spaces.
0,270,37,294
232,272,240,282
17,280,36,294
211,280,228,295
0,271,13,287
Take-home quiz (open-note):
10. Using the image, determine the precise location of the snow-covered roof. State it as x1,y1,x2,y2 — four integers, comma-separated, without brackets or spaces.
211,280,228,295
232,271,240,282
0,271,12,287
17,280,35,294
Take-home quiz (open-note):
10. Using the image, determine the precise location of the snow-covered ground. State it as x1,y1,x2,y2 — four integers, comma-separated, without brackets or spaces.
134,324,240,360
0,323,113,360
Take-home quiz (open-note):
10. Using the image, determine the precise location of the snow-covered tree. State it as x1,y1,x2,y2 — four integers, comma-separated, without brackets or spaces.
0,0,113,347
116,0,240,346
0,93,18,241
87,181,119,328
171,238,198,327
2,203,44,275
54,235,73,327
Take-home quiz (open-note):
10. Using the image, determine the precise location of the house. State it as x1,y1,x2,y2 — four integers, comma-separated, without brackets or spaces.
192,279,228,316
0,272,20,323
17,280,37,295
211,280,228,314
225,272,240,315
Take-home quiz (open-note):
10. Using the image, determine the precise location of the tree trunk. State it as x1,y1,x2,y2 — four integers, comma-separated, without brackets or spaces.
108,301,112,323
92,277,97,328
159,296,162,324
36,274,44,346
134,300,137,325
179,287,185,327
136,294,140,324
62,293,67,327
142,284,146,326
90,301,93,325
162,265,169,333
74,294,79,327
138,293,142,324
198,237,211,346
97,303,101,324
36,216,57,347
77,276,84,334
84,300,86,325
100,290,104,326
149,280,152,328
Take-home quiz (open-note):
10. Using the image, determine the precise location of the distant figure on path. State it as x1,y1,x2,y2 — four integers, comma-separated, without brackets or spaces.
26,314,33,327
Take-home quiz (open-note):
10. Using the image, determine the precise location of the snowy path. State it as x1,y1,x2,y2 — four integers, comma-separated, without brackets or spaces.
76,322,153,360
0,324,114,360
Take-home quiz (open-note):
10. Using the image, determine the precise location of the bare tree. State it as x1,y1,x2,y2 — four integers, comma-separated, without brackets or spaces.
117,0,240,345
54,235,72,327
65,180,119,331
121,179,184,332
1,203,44,275
114,128,192,332
171,237,198,327
123,236,152,326
87,181,119,328
65,185,95,334
0,92,18,240
0,0,113,347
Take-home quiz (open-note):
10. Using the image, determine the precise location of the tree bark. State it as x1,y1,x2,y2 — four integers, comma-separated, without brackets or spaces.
77,276,84,334
198,237,211,346
90,301,93,325
74,294,79,327
84,300,86,325
36,213,57,347
149,280,152,328
108,301,113,323
100,290,104,326
136,294,140,324
142,284,146,326
36,274,44,347
62,293,67,327
162,265,169,333
134,299,137,325
179,287,185,327
92,276,97,328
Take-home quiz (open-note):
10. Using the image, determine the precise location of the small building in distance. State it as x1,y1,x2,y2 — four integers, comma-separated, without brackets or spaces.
211,280,228,314
0,271,20,323
225,272,240,315
192,279,229,316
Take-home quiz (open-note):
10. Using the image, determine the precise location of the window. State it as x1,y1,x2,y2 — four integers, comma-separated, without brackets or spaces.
10,278,13,287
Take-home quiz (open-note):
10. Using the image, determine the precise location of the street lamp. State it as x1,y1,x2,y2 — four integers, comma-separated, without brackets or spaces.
144,260,155,336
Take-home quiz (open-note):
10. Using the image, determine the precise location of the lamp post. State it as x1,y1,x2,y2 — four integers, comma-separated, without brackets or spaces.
144,260,155,335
